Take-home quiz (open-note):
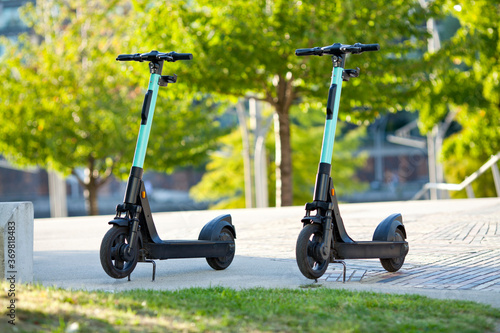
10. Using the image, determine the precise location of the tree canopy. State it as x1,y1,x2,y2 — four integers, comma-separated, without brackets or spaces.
0,0,224,214
413,0,500,197
191,106,367,209
4,0,496,213
135,0,430,206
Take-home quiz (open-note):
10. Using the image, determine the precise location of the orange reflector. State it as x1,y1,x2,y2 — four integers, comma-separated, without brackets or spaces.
331,188,335,196
141,191,146,199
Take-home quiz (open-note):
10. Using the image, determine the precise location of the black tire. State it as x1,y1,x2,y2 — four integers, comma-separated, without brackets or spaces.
100,226,138,279
296,224,329,279
206,227,235,270
379,228,406,272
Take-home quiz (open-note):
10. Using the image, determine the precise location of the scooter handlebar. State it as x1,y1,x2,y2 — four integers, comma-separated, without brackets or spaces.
116,51,193,62
295,43,380,57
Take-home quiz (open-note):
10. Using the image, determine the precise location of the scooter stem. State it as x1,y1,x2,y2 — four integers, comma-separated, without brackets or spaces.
319,63,344,164
132,73,162,168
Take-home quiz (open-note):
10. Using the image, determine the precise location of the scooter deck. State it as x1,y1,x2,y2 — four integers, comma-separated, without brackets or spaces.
144,239,234,260
334,240,409,260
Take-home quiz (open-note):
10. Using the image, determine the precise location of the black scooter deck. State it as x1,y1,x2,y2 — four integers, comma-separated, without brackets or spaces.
334,241,409,260
144,240,234,260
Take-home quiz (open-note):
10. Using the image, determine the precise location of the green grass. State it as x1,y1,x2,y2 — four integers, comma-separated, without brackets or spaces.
1,282,499,332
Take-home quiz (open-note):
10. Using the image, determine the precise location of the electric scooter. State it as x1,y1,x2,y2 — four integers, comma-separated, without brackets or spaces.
294,43,409,280
100,50,236,281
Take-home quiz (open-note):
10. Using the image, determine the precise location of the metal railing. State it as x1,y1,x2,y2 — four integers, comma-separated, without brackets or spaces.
412,152,500,200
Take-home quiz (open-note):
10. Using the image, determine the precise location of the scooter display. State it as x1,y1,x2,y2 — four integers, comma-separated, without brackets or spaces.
100,51,236,281
294,43,409,280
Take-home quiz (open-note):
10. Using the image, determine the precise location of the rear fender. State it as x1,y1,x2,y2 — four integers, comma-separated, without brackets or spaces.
372,213,406,241
198,214,236,241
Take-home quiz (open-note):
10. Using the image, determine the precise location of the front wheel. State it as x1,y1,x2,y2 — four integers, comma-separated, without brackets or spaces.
296,224,329,279
206,227,235,270
100,225,138,279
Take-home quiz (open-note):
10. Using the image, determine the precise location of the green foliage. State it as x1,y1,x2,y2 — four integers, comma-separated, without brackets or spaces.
145,94,228,175
136,0,434,205
0,1,136,173
190,130,247,209
138,0,429,116
136,0,431,206
414,0,500,196
191,105,367,209
443,156,497,199
291,107,368,205
5,282,500,332
0,0,225,214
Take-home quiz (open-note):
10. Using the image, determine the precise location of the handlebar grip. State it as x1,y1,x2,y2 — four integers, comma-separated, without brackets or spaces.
360,44,380,52
295,48,321,56
116,54,137,61
171,52,193,61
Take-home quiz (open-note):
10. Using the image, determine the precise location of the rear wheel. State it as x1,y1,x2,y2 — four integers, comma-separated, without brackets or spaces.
100,226,138,279
206,227,235,270
296,224,329,279
379,228,406,272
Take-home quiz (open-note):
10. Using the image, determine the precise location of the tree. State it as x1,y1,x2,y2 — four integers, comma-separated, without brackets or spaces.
190,130,248,209
414,0,500,197
191,105,367,209
291,106,368,205
137,0,429,206
0,0,224,214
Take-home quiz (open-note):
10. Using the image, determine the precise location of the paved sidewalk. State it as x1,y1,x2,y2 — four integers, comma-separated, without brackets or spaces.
34,198,500,308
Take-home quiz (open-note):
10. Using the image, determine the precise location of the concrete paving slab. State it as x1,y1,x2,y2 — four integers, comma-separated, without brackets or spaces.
33,198,500,308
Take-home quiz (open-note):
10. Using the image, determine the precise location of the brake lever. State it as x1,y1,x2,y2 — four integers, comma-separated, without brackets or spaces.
157,54,174,62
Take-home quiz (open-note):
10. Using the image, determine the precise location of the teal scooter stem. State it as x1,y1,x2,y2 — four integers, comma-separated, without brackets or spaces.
100,51,236,281
319,66,344,164
295,43,409,280
132,72,161,168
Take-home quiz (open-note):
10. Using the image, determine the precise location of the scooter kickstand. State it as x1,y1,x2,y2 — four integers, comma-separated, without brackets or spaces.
144,259,156,281
332,260,347,283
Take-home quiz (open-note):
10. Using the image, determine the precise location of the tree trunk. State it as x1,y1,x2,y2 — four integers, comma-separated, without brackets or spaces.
269,75,295,207
84,174,100,215
82,156,100,215
72,156,115,216
275,104,293,206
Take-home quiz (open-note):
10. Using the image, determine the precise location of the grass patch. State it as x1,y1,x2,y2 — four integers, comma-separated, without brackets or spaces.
1,282,499,332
